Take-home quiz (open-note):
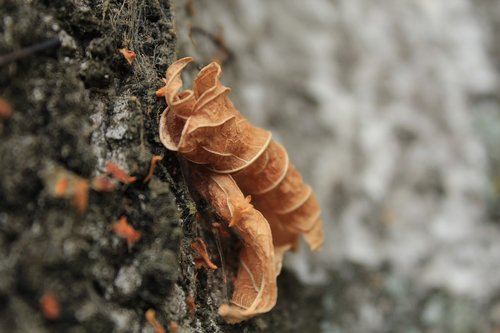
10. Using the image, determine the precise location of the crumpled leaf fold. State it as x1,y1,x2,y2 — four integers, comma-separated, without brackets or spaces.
158,57,324,323
191,169,277,324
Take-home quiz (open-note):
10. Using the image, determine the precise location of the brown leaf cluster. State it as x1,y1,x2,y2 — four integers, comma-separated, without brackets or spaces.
158,57,324,323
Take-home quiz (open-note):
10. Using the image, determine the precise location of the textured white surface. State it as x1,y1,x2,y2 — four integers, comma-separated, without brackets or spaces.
175,0,500,303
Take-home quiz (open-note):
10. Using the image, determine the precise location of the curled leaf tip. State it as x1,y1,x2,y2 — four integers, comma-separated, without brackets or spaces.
229,195,253,227
158,58,323,323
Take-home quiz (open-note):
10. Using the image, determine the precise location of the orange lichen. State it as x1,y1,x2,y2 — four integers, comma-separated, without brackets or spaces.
105,162,137,184
44,166,90,214
112,216,141,247
143,155,163,183
145,309,165,333
169,321,179,333
0,98,13,119
119,48,137,65
90,176,116,192
157,58,324,323
54,176,69,198
72,179,89,215
40,292,60,320
191,238,218,270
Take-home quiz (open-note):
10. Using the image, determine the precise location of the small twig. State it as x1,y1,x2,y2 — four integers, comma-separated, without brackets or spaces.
0,37,61,67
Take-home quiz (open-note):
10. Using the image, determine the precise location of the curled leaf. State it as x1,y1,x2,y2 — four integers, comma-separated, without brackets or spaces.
158,58,323,251
191,168,277,323
158,58,272,174
158,58,324,322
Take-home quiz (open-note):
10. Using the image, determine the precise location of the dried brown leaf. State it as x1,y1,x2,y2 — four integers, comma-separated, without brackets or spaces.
191,168,277,323
159,58,272,173
158,58,324,251
158,58,325,322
